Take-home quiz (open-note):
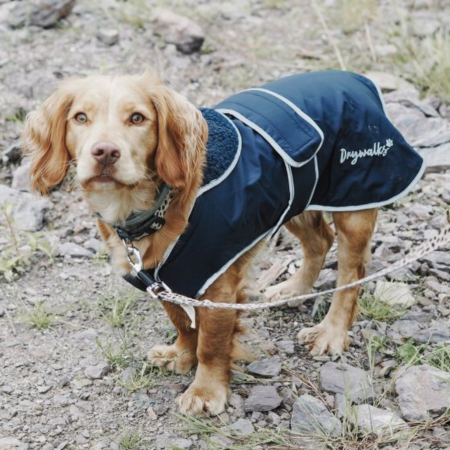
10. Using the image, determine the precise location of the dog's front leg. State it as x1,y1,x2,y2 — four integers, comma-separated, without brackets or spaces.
148,303,198,374
177,279,238,416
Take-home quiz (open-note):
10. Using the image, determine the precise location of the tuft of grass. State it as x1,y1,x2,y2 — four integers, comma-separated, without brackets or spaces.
336,0,378,34
358,288,409,322
397,340,450,372
96,334,134,370
98,289,140,328
22,302,54,329
114,429,145,450
116,363,158,393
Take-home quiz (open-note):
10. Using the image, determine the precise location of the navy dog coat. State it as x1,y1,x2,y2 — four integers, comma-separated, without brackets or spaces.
136,71,425,298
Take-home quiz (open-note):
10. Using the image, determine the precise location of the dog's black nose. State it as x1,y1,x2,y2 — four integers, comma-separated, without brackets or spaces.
90,141,121,166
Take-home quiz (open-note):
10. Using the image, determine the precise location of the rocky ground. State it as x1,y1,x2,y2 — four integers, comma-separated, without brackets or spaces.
1,0,450,449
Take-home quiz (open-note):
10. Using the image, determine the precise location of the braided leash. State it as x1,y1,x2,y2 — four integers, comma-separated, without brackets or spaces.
149,225,450,314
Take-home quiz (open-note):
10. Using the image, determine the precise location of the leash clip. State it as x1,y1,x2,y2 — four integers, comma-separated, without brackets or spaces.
122,239,143,275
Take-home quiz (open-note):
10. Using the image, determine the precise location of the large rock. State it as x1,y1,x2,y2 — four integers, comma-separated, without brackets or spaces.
0,437,23,449
150,8,205,54
386,102,450,149
0,185,50,232
244,385,282,412
418,142,450,172
350,404,405,436
374,281,415,307
415,319,450,344
319,362,375,403
247,357,281,377
5,0,75,28
420,252,450,273
11,158,32,191
291,394,342,437
395,365,450,421
365,71,414,92
227,418,254,436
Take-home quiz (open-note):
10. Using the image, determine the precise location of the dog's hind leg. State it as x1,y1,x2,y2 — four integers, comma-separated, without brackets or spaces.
148,304,198,374
298,208,378,355
265,211,335,307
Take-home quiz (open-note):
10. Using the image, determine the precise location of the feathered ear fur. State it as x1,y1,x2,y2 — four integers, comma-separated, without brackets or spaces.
140,72,208,189
23,84,75,195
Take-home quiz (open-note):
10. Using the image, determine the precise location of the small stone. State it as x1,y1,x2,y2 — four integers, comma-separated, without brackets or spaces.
374,281,415,307
150,8,205,54
84,237,104,253
6,0,75,28
228,393,244,410
155,434,192,449
244,386,282,412
58,242,93,258
227,418,255,436
147,406,157,420
247,357,281,377
210,435,233,447
0,437,22,449
276,340,295,355
97,29,119,46
365,71,414,92
291,394,342,437
351,404,406,436
319,362,375,403
396,365,450,421
84,361,110,380
11,159,32,191
37,385,52,394
1,142,22,164
415,319,450,344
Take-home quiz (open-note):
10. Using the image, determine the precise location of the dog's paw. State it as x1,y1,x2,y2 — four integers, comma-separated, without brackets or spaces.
148,344,196,374
177,382,229,416
298,324,350,356
265,278,307,307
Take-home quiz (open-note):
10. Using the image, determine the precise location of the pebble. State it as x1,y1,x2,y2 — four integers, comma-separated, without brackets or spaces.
247,357,281,377
97,29,119,46
150,8,205,54
58,242,93,258
396,365,450,421
84,361,110,380
154,434,192,449
319,362,375,403
291,394,342,437
244,386,282,412
350,404,406,436
227,418,255,436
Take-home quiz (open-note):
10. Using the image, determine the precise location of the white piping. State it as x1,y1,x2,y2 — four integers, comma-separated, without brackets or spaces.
369,78,391,120
196,112,242,197
196,229,272,298
217,108,319,169
305,155,320,210
154,112,243,280
268,161,295,240
307,159,426,212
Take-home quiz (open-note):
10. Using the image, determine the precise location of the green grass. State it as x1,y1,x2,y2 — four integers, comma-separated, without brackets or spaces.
358,287,410,322
96,334,135,369
98,289,141,328
116,363,159,392
397,340,450,371
21,302,54,329
114,429,146,450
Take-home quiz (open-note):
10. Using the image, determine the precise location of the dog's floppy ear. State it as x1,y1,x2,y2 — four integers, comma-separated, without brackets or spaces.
23,84,75,195
142,73,208,189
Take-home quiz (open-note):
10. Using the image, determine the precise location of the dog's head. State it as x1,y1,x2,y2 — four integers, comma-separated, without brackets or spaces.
24,72,207,201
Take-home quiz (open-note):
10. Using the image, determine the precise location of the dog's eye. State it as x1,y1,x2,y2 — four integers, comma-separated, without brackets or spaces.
130,113,145,125
75,113,88,123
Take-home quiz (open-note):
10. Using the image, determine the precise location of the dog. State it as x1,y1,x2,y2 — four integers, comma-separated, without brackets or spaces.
23,70,424,416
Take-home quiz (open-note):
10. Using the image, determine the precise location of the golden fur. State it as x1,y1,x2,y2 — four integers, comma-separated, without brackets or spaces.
24,71,378,416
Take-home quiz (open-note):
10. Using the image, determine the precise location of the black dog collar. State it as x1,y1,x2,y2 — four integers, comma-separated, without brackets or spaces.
96,183,173,241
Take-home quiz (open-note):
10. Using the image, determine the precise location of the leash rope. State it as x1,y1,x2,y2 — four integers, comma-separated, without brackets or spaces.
144,225,450,312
